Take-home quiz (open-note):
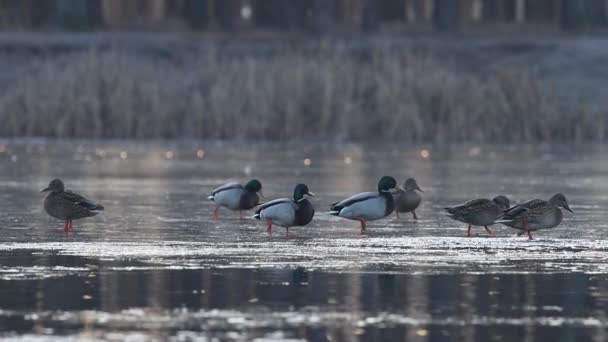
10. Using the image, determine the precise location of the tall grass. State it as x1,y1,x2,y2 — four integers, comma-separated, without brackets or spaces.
0,46,602,142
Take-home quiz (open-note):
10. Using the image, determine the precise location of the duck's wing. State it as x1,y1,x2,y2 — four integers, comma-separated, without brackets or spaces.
255,198,294,214
254,198,296,225
497,199,544,221
64,190,104,211
330,192,378,213
209,182,242,199
522,199,554,221
207,182,244,201
445,198,489,214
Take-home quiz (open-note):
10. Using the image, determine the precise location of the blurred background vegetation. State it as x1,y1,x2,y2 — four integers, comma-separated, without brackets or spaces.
2,0,607,33
0,0,606,142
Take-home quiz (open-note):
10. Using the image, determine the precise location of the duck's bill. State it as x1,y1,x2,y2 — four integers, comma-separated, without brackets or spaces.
565,206,574,213
307,192,317,197
40,187,50,192
416,185,424,192
258,191,265,199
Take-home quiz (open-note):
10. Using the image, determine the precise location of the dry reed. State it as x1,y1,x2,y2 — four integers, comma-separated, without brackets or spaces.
0,46,600,142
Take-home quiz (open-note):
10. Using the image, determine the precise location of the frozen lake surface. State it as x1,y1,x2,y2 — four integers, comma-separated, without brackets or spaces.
0,140,607,341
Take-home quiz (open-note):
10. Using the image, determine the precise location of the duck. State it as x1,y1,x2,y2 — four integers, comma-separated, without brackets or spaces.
395,178,423,220
444,195,510,237
41,179,104,232
495,193,573,240
208,179,263,220
254,184,315,238
329,176,399,234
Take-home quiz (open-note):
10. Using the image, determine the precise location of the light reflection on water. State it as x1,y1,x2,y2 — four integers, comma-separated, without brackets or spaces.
0,140,607,341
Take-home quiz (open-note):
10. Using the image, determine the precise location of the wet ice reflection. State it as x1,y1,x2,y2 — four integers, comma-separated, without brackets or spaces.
0,141,608,341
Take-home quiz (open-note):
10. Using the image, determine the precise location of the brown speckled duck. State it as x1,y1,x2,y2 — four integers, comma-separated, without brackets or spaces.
495,193,573,240
41,179,104,232
445,195,510,237
395,178,423,220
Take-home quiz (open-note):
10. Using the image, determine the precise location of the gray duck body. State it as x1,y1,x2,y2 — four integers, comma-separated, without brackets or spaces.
396,191,421,213
254,184,315,237
208,179,262,211
331,191,395,221
395,178,423,217
255,197,315,227
329,176,399,234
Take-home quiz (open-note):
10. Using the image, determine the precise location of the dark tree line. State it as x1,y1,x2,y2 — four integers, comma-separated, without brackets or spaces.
1,0,607,33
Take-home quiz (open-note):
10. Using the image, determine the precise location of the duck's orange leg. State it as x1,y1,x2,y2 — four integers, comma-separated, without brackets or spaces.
466,224,472,237
285,227,296,239
523,217,533,240
484,225,494,236
395,211,400,219
68,219,73,232
267,219,273,234
357,219,367,235
63,220,69,232
213,207,219,220
412,211,418,220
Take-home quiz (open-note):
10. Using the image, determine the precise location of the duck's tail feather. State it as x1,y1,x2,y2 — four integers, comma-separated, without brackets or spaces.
79,201,104,212
328,202,343,216
253,207,262,220
441,207,458,219
207,195,214,201
444,206,464,215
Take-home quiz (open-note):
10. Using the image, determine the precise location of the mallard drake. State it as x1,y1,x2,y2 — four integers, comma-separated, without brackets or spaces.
329,176,399,234
208,179,263,220
254,184,315,238
445,195,510,237
395,178,423,220
495,193,573,240
41,179,104,232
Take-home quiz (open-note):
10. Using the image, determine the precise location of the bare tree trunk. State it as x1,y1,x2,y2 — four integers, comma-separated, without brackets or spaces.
560,0,587,31
183,0,209,31
345,0,364,28
56,0,90,30
147,0,165,21
215,0,239,30
101,0,124,27
362,0,379,31
433,0,459,31
515,0,526,22
311,0,333,34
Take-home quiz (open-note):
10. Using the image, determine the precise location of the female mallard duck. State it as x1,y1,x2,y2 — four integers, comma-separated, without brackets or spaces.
329,176,400,234
41,179,104,232
395,178,423,220
254,184,315,238
208,179,263,220
445,195,510,237
495,193,573,240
